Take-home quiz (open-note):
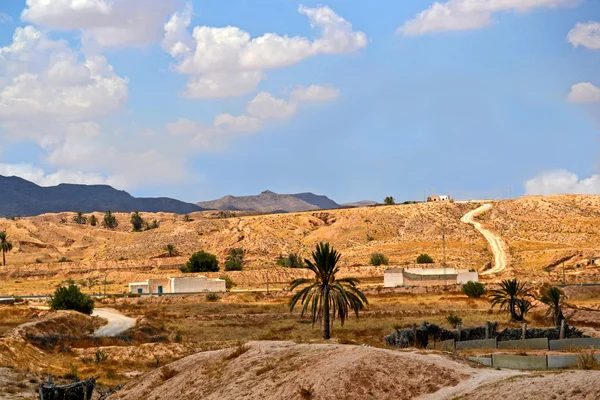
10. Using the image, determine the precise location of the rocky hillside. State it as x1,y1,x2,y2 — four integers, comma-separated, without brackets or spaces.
196,190,339,213
0,175,203,217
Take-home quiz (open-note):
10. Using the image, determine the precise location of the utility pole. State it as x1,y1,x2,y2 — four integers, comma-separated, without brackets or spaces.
266,271,269,294
562,262,566,286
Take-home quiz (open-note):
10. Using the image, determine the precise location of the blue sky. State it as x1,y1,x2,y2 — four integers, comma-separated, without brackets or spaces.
0,0,599,204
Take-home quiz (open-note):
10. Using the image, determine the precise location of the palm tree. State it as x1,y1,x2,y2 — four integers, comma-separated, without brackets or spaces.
384,196,395,205
72,212,87,224
0,232,13,266
540,286,566,327
164,244,179,257
102,211,118,229
130,211,144,232
489,279,533,321
289,242,368,339
89,215,98,227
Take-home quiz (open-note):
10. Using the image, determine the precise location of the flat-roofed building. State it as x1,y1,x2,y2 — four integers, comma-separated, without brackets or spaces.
129,276,226,294
384,267,478,287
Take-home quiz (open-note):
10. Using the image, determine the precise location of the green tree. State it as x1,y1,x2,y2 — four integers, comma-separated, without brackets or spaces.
130,211,144,232
225,248,244,271
384,196,395,205
89,215,98,227
73,212,87,224
102,211,118,229
181,250,219,273
489,279,533,321
50,283,94,315
0,232,13,266
277,253,305,268
540,286,566,327
164,244,179,257
289,242,368,340
462,281,487,298
416,253,434,264
370,253,389,266
219,275,237,290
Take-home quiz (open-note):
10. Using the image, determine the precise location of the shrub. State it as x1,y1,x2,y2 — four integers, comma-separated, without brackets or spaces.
225,248,244,271
72,212,87,225
445,312,463,328
130,211,144,232
462,281,487,298
89,215,98,226
277,253,305,268
370,253,389,266
174,334,183,343
35,258,43,264
181,250,219,273
384,196,395,205
416,253,434,264
50,284,94,315
58,257,72,263
183,214,193,222
205,293,220,302
219,275,237,290
95,349,109,364
64,364,79,382
577,349,598,370
102,210,118,229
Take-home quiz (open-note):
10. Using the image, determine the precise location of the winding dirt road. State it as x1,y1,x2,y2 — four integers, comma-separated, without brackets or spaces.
461,204,508,275
93,308,136,337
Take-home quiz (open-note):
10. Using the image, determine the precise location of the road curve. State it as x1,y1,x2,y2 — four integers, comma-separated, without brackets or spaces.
461,204,508,275
92,308,136,337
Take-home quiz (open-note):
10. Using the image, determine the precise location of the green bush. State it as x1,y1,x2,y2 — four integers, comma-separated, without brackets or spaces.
462,281,486,298
102,210,118,229
384,196,395,205
205,293,220,302
277,253,305,268
446,312,463,328
181,250,219,273
370,253,389,266
219,275,237,290
50,284,94,315
416,253,434,264
225,248,244,271
58,257,72,263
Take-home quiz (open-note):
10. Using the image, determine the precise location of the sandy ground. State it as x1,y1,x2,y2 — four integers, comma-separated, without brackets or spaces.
461,204,508,275
109,341,473,400
93,308,136,337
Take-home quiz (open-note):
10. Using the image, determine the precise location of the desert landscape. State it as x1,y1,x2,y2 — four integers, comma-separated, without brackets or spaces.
0,195,599,398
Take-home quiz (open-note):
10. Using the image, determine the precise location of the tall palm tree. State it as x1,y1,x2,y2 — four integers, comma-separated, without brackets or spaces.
0,232,13,266
540,286,566,327
289,242,368,339
489,279,533,321
164,244,179,257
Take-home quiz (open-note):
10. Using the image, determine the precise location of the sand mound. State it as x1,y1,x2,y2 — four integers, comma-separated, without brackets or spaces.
9,310,103,339
459,370,600,399
110,341,470,400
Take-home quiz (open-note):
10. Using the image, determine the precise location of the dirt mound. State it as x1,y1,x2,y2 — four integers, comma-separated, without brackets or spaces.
9,310,103,339
459,370,600,399
110,341,468,400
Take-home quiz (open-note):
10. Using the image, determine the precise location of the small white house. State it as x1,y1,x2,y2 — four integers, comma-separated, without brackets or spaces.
384,267,478,287
129,276,226,294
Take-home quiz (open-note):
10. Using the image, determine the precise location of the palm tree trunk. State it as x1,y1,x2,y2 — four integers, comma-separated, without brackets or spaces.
2,249,4,266
323,289,331,340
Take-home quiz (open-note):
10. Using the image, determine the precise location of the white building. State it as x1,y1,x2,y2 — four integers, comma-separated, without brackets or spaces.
129,276,226,294
384,267,478,288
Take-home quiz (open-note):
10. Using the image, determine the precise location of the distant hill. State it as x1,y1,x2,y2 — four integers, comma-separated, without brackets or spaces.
341,200,379,207
0,175,203,217
197,190,339,213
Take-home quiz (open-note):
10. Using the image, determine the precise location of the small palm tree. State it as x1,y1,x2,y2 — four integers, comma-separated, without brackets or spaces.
0,232,13,266
72,212,87,224
89,215,98,226
489,279,533,321
384,196,395,205
164,244,179,257
130,211,144,232
540,286,566,327
289,242,368,340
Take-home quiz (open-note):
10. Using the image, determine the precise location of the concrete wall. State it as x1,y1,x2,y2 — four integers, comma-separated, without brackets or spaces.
467,356,492,367
148,278,171,294
497,338,548,350
384,272,403,287
171,276,225,292
428,339,455,351
548,354,600,369
492,354,547,370
129,283,149,294
456,339,497,350
549,338,600,350
456,271,478,284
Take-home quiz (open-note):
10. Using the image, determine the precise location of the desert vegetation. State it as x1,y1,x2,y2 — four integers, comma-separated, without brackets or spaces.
181,250,220,273
50,283,94,315
489,279,533,321
0,231,12,266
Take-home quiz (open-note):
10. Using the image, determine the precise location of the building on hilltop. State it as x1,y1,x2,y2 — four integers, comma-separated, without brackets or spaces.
129,275,225,294
384,267,478,288
427,195,452,202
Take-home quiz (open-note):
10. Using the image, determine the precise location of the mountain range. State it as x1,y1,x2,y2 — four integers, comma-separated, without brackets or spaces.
0,175,203,217
196,190,341,213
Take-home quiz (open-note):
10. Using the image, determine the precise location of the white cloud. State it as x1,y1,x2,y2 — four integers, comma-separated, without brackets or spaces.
291,84,340,102
568,21,600,50
21,0,181,47
162,4,365,98
567,82,600,103
213,114,263,133
398,0,580,36
0,163,111,186
247,85,339,120
524,170,600,195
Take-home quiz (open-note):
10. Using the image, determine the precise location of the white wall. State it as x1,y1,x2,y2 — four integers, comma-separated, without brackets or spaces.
457,271,479,284
129,283,149,293
384,272,404,287
171,276,226,293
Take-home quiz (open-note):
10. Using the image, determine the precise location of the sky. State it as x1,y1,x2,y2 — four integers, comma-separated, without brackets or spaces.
0,0,599,204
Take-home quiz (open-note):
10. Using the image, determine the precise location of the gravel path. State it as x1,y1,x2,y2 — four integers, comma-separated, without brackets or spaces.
93,308,136,337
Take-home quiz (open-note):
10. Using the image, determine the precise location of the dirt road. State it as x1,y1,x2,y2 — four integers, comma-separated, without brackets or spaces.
93,308,136,337
461,204,507,275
